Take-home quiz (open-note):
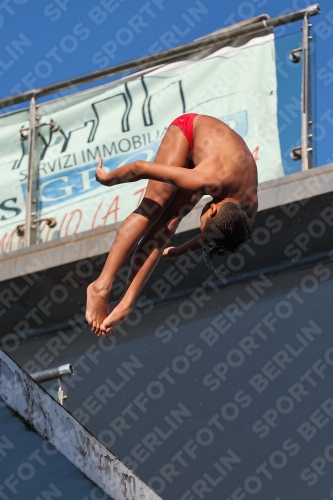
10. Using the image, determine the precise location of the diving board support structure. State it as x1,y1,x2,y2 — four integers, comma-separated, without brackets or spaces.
0,348,163,500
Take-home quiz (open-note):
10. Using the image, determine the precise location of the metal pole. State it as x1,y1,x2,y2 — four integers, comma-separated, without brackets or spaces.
301,14,313,170
31,364,74,383
0,4,320,110
25,97,38,247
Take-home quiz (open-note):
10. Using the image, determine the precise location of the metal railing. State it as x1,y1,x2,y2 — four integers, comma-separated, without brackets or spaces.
0,4,320,110
0,4,321,248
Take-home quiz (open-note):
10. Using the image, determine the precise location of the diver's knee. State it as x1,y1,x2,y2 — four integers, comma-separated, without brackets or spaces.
136,198,164,221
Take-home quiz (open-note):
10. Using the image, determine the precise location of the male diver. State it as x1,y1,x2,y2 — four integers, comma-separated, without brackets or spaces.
86,114,258,336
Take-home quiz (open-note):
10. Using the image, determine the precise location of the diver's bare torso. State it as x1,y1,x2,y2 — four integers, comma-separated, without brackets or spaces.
184,115,258,223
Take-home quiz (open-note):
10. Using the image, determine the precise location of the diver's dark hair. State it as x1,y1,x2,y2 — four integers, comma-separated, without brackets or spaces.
202,202,251,259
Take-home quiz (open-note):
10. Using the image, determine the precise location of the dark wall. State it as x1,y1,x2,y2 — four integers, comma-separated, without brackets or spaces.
1,191,333,500
1,190,333,336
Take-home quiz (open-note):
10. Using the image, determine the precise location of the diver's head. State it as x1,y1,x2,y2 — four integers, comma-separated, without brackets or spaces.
200,200,251,259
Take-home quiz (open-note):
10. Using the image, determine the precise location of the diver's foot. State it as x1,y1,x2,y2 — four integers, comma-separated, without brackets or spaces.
100,304,131,337
86,281,110,334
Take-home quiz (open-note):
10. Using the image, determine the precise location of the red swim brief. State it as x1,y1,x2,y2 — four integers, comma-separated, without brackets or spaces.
170,113,198,156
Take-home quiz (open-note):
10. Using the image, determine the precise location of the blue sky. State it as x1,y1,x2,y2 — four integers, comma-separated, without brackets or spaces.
1,0,332,166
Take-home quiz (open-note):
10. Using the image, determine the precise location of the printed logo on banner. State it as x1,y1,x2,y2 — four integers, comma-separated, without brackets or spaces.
20,142,159,209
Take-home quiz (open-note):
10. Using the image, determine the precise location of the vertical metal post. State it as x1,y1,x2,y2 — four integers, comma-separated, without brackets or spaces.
25,96,38,247
301,14,313,170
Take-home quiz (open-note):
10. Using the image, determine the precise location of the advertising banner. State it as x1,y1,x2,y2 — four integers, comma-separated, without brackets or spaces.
0,34,283,254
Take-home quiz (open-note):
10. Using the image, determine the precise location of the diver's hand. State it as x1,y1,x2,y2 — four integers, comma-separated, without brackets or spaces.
95,158,110,186
161,246,179,259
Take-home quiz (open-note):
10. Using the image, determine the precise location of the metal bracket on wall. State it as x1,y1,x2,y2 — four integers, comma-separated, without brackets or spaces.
30,363,74,405
291,146,302,160
290,143,313,161
289,46,303,63
19,120,59,140
16,217,56,237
